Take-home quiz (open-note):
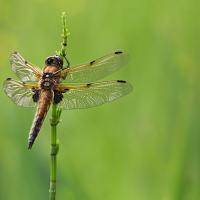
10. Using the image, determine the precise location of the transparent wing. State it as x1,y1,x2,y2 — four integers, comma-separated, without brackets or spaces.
61,51,128,83
10,52,42,81
56,80,133,110
3,78,38,107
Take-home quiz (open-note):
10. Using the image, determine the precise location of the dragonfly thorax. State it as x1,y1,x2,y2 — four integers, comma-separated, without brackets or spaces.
41,80,54,90
42,72,53,79
41,73,55,90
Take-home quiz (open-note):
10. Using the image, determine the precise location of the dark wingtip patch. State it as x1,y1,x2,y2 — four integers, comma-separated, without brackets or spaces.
6,78,12,81
87,83,92,87
117,80,126,83
90,60,95,65
25,60,28,64
115,51,123,54
13,51,18,54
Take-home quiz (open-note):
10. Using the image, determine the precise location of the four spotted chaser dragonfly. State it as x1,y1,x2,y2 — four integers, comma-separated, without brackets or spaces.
3,51,132,149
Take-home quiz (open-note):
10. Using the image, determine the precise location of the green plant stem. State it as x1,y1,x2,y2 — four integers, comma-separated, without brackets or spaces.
49,104,60,200
49,12,69,200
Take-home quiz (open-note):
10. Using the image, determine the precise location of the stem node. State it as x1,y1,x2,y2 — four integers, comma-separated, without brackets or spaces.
51,144,59,156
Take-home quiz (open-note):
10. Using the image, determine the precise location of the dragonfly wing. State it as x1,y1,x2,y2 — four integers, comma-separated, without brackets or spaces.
3,78,39,107
10,52,42,81
61,51,128,83
56,80,133,110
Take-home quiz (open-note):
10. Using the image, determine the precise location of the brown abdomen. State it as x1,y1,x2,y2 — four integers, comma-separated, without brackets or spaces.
28,89,53,149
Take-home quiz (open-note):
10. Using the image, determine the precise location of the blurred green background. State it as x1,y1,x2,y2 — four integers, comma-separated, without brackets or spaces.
0,0,200,200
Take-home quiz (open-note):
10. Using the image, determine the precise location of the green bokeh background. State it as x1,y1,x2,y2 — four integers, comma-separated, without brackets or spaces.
0,0,200,200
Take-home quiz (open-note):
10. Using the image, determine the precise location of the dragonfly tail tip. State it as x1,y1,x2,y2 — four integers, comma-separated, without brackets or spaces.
28,142,33,150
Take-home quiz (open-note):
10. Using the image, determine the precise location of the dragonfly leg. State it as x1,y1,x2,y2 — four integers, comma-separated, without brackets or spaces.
53,90,63,104
32,90,40,102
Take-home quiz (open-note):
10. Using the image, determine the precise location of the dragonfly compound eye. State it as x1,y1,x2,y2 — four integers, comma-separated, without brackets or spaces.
45,55,63,68
45,57,54,65
54,55,63,68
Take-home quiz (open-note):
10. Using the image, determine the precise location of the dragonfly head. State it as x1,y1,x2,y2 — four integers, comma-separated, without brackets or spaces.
45,55,63,69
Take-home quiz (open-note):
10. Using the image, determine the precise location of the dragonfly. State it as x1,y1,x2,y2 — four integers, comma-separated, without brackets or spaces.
3,51,133,149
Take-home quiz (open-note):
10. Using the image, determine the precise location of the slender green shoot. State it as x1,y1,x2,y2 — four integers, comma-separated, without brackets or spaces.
49,12,70,200
56,12,70,67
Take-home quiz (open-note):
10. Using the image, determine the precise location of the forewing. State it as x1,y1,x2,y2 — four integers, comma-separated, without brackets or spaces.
56,80,133,110
10,52,42,81
3,78,38,107
61,51,128,83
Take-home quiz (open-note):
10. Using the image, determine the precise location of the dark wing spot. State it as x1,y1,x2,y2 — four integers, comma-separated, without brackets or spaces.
86,83,92,87
13,51,17,54
115,51,123,54
117,80,126,83
90,60,95,65
63,43,67,46
25,60,28,64
6,78,12,81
